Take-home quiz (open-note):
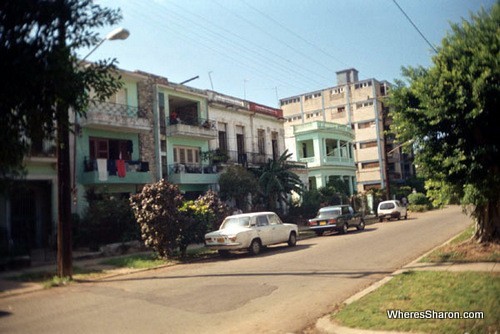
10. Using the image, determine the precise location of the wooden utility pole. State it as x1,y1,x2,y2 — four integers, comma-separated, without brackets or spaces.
56,0,72,278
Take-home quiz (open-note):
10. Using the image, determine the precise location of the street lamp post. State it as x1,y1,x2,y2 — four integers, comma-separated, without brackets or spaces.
57,27,129,278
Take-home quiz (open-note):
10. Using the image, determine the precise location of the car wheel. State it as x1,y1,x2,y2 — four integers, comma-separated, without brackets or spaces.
404,213,408,220
379,218,383,222
218,250,230,257
288,232,297,247
249,239,261,255
357,220,365,231
397,212,402,220
340,223,348,234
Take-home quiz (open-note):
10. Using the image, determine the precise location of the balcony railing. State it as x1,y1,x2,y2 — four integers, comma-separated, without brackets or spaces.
81,158,152,185
167,163,220,185
80,100,151,133
166,117,217,139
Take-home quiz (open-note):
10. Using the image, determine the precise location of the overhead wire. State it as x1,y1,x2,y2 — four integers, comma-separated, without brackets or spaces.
240,0,349,69
162,3,328,88
163,0,333,86
391,0,438,53
211,0,337,76
127,2,312,95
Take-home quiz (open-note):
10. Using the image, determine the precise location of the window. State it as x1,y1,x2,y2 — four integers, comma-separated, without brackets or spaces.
360,141,377,149
89,137,132,160
218,122,228,152
337,106,345,113
358,121,375,129
173,146,200,164
361,161,379,169
258,129,266,154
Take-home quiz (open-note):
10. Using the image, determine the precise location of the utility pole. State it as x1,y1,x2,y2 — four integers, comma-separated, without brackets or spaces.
56,0,72,278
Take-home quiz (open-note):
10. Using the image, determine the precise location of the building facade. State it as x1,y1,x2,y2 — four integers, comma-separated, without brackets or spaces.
281,68,414,193
207,91,285,168
293,121,356,194
73,70,154,215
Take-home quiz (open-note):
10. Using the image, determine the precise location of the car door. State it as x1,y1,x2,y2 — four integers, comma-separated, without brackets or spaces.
254,214,273,246
348,206,360,226
340,205,353,226
268,213,288,243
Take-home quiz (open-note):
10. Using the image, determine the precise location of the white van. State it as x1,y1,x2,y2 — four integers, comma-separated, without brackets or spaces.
377,200,407,221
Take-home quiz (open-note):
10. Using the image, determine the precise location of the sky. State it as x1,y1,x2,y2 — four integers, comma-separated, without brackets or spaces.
78,0,496,108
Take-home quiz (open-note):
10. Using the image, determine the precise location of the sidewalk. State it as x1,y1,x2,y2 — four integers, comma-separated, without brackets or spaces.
315,261,499,334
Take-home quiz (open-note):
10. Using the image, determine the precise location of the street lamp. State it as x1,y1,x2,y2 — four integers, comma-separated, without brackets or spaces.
82,27,130,61
58,27,129,278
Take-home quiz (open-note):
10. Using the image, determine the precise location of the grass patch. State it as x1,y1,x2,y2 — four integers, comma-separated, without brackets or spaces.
99,253,166,269
333,271,500,334
6,266,102,288
421,225,500,263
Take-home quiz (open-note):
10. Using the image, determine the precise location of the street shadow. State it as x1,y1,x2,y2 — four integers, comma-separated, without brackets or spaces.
85,267,394,284
320,226,378,237
0,310,12,318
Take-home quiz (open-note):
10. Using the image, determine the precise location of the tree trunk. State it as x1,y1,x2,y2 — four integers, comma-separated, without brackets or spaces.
473,200,500,243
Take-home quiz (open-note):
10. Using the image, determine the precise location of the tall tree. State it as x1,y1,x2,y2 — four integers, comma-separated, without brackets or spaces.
0,0,123,276
257,150,304,212
388,3,499,242
218,165,258,211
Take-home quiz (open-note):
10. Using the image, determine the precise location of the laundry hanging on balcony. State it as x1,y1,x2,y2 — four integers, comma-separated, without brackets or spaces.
97,159,108,181
116,159,127,178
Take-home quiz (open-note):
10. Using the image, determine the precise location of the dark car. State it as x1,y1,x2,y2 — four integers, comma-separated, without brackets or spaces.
308,205,365,236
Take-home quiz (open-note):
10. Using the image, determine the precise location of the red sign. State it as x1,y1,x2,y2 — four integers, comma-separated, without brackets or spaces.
248,102,283,118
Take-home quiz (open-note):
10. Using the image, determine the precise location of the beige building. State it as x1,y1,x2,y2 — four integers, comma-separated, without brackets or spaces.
281,68,413,193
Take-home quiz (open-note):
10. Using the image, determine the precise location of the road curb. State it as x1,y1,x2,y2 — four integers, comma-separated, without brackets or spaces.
314,225,473,334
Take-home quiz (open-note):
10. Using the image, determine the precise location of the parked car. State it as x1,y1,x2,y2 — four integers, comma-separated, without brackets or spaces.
308,205,365,236
204,212,298,256
377,200,407,221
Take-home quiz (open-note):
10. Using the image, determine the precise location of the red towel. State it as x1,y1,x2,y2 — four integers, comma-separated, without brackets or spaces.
116,160,126,178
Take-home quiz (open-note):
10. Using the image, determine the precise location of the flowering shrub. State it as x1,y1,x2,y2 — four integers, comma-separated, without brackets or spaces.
130,181,230,258
129,179,183,258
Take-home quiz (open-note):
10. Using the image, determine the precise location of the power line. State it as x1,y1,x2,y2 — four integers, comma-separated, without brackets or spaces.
391,0,438,53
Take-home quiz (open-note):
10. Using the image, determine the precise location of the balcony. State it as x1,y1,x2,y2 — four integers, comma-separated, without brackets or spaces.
166,118,217,139
299,155,355,168
81,159,152,185
25,139,57,163
167,163,220,185
80,100,151,133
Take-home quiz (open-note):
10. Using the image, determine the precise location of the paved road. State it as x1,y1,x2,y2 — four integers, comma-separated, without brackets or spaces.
0,206,470,334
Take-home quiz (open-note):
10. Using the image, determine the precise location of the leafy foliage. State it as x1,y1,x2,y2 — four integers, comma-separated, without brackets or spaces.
130,181,230,258
387,4,500,242
256,150,304,212
130,180,184,258
0,0,123,182
74,189,139,250
219,165,258,210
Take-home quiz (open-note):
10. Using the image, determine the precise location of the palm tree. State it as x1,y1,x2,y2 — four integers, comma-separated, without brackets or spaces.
257,150,304,213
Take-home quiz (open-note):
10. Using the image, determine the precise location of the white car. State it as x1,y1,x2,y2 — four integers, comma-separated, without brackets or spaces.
377,200,408,221
204,212,298,256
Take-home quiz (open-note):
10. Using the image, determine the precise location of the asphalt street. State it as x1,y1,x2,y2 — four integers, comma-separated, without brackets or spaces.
0,206,470,334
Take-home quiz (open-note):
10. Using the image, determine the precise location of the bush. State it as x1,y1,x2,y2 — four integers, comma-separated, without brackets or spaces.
130,181,230,259
408,192,431,206
75,190,139,251
130,180,184,258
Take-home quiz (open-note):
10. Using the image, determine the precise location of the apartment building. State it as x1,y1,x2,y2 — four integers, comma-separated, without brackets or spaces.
207,91,285,167
73,70,154,215
292,121,356,194
281,68,413,193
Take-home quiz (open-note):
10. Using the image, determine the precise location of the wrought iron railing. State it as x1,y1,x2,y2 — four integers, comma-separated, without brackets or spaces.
83,158,150,173
168,163,219,175
88,100,146,118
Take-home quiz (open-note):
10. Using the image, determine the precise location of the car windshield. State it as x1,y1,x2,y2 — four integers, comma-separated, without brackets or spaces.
380,203,395,210
317,208,341,219
220,216,251,229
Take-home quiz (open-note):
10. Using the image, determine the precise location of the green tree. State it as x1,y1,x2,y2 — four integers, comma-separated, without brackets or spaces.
1,0,123,277
0,0,122,180
219,165,258,210
256,150,304,212
388,3,500,242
